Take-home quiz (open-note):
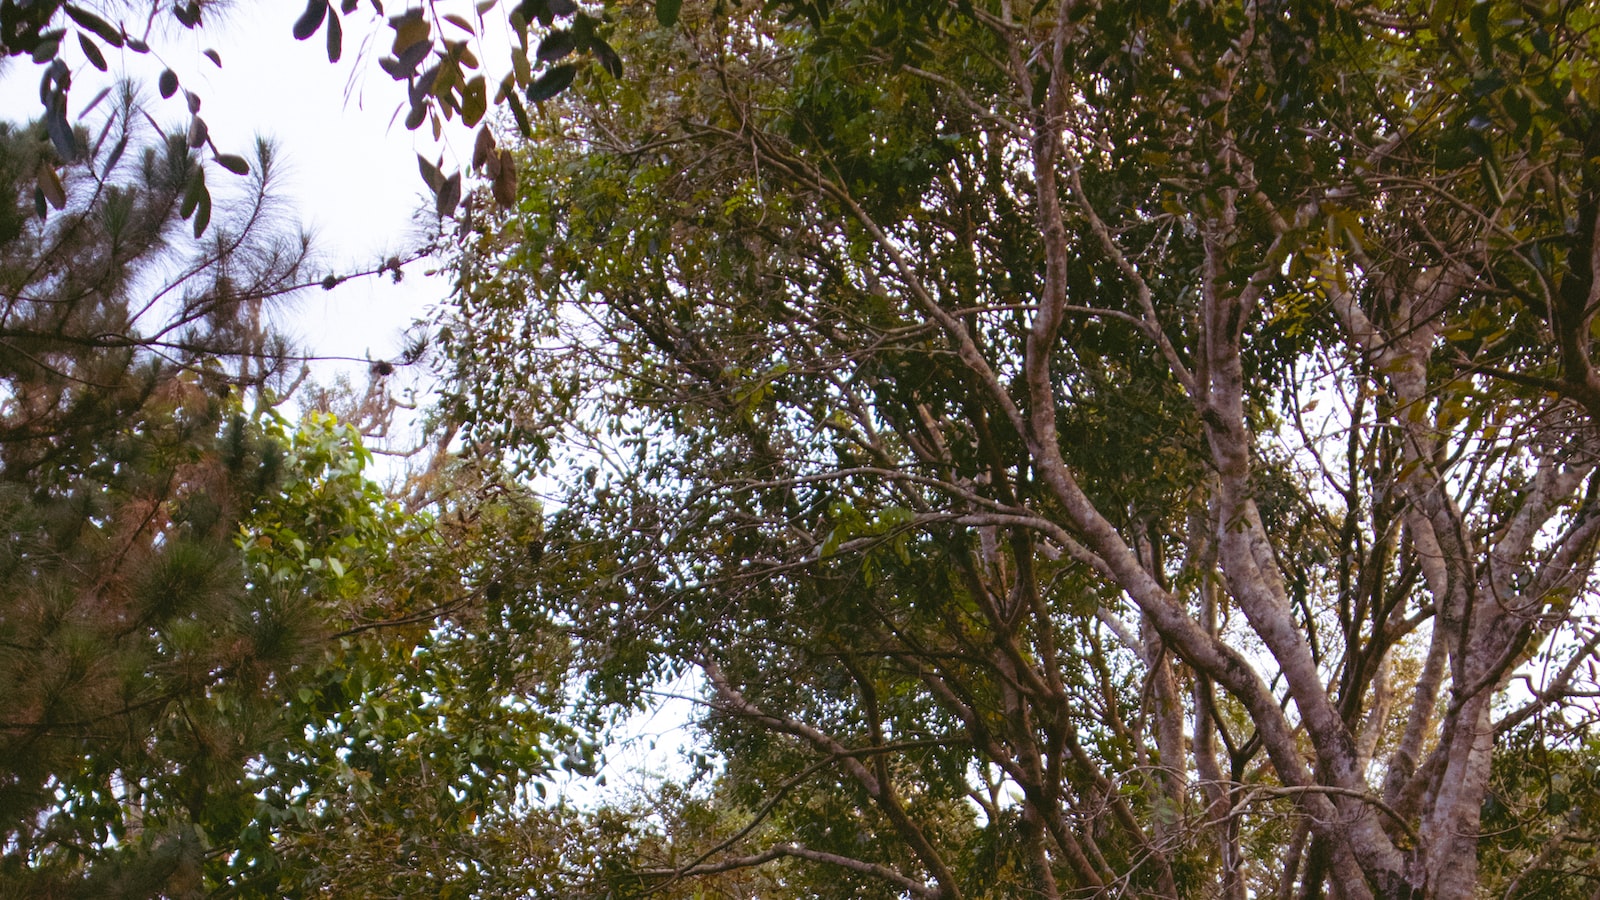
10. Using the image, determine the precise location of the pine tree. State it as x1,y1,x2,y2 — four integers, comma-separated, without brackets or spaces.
0,88,317,895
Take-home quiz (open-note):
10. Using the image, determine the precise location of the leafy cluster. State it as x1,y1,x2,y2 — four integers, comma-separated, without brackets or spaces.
439,0,1600,897
0,91,569,895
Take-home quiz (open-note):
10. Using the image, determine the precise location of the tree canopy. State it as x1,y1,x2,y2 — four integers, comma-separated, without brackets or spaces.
439,0,1600,898
7,0,1600,897
0,81,568,897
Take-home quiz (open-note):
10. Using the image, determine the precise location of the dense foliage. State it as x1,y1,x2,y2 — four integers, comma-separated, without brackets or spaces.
0,96,567,895
440,0,1600,898
9,0,1600,897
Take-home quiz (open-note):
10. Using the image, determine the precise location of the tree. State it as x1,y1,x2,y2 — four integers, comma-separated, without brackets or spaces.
0,88,312,893
0,95,568,895
443,1,1600,898
1478,713,1600,898
208,421,576,897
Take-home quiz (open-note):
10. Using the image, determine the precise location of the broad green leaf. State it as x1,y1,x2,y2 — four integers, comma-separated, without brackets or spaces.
293,0,329,41
64,5,123,47
326,7,343,62
214,153,251,175
526,64,575,102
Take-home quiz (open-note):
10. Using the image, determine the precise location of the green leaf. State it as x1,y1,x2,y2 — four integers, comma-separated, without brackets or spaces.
510,45,531,85
36,161,66,210
472,126,495,170
520,0,554,27
537,29,576,63
591,36,622,79
656,0,682,27
491,150,517,206
293,0,329,40
30,36,61,64
436,172,462,218
462,75,488,127
180,166,206,219
44,100,77,160
506,91,532,138
191,183,212,237
526,64,576,102
187,115,209,148
418,154,445,192
78,33,107,71
326,8,343,62
390,8,430,53
101,134,128,176
80,86,111,118
64,5,123,47
214,153,251,176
